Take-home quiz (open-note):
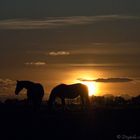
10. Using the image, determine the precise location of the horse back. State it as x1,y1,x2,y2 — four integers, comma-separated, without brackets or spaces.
51,83,88,99
69,83,88,94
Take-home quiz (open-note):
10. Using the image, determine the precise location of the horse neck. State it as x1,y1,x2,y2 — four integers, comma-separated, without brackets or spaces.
48,91,56,104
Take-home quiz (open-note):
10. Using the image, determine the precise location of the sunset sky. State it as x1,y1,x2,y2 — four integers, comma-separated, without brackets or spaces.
0,0,140,100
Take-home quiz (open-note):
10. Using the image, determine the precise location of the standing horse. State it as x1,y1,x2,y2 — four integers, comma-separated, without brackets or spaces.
15,80,44,110
48,83,90,109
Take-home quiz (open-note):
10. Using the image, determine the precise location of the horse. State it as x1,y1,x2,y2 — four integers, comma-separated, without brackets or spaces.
48,83,90,110
15,80,44,110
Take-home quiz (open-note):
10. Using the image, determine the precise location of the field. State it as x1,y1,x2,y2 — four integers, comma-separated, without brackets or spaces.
0,101,140,140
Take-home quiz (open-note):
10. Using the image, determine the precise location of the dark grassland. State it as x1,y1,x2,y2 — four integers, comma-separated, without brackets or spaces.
0,99,140,140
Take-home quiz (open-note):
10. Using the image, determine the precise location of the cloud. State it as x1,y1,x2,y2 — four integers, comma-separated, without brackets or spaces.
25,61,46,66
49,51,70,56
78,78,133,83
0,15,139,30
0,79,16,90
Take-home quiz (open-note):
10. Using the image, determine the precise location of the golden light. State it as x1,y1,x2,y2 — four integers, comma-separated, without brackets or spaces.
66,70,99,96
81,81,98,96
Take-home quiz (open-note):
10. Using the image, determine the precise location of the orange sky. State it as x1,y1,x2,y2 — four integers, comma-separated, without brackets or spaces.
0,1,140,100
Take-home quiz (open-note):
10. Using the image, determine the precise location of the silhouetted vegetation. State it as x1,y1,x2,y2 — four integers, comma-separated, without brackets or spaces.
1,94,140,110
0,94,140,140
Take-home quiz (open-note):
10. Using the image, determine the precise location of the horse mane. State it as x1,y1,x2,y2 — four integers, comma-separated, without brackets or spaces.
21,80,34,83
16,81,36,90
18,80,35,85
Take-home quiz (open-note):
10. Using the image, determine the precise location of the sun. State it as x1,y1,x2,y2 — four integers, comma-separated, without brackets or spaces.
81,81,97,96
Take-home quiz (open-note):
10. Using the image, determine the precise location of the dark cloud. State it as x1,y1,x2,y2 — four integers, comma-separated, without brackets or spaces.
0,0,140,19
0,15,139,30
78,78,133,83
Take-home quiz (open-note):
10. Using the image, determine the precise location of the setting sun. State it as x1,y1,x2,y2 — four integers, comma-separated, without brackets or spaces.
81,81,97,96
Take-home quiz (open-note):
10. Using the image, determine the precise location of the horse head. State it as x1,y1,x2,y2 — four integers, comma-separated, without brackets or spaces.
15,80,24,95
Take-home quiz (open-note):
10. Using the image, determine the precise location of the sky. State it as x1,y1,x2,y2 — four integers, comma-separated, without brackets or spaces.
0,0,140,100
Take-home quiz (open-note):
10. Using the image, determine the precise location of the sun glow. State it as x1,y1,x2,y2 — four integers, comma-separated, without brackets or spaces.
81,81,98,96
67,70,99,96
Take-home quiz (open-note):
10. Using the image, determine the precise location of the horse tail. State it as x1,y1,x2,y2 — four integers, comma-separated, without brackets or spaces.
81,84,90,106
85,87,90,106
85,93,90,106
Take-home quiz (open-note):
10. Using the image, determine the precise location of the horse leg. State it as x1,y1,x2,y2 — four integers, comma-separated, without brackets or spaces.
80,96,85,110
61,98,66,110
27,96,32,109
33,95,43,112
82,96,91,112
33,100,41,112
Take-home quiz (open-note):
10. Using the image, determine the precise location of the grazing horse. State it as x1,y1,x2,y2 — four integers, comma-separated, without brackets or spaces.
48,83,90,109
15,80,44,110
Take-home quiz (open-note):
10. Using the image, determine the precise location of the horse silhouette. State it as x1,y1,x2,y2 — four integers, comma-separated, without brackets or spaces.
15,80,44,110
48,83,90,109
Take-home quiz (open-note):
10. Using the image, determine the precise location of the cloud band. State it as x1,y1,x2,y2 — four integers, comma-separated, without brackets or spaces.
78,78,133,83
